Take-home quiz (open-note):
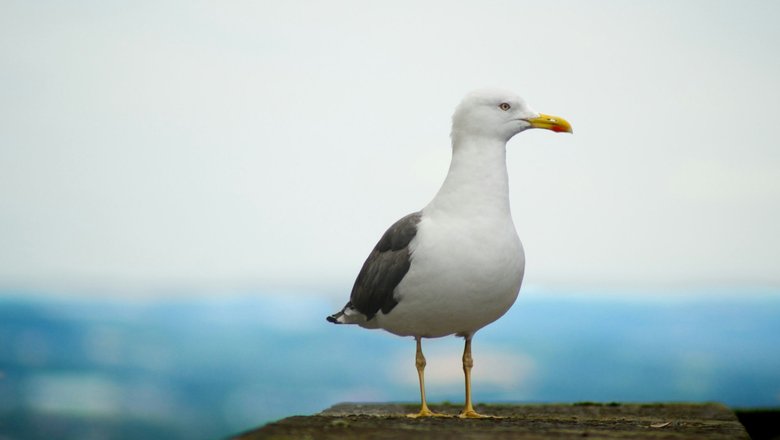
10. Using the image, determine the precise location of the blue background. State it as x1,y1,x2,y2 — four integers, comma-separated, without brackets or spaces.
1,289,778,439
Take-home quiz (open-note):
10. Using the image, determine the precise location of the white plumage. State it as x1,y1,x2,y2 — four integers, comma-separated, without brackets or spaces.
373,110,525,337
328,88,572,418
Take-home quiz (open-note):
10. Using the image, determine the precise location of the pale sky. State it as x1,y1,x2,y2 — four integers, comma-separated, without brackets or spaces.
1,1,779,295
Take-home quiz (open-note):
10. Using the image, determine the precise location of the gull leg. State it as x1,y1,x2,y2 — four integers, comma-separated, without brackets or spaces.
407,337,448,418
459,336,491,418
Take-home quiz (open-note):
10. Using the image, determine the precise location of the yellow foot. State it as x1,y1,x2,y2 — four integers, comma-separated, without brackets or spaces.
406,408,451,418
458,409,500,419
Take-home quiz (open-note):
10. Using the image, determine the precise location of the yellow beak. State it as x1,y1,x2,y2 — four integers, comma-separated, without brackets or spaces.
526,113,573,133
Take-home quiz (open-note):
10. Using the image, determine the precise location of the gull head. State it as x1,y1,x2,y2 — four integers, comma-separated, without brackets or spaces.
451,88,572,143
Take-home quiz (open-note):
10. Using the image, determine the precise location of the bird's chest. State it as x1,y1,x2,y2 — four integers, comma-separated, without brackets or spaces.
384,214,524,338
408,215,524,289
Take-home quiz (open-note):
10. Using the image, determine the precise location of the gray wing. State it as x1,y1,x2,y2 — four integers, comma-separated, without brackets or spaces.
348,212,422,320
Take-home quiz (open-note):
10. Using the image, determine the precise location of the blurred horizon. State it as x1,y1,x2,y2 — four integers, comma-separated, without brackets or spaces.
2,287,779,439
4,280,780,302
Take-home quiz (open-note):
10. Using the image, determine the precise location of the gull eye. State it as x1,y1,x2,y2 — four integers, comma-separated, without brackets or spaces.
499,103,511,111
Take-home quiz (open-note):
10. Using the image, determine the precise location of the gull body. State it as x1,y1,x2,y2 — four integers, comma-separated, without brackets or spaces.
328,89,572,418
372,131,524,338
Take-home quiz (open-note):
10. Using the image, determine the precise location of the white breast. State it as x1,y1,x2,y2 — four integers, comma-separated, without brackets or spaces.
371,134,525,337
374,212,525,338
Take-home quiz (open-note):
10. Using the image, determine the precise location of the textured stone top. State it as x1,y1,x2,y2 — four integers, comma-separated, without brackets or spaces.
233,402,749,439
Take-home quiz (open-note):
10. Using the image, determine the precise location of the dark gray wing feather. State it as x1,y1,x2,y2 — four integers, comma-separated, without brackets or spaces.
349,212,422,320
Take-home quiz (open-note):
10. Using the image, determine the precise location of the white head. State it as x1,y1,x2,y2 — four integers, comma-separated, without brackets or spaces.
451,88,572,143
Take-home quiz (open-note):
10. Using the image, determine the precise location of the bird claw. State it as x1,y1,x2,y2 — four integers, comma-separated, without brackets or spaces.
407,408,451,418
458,409,500,419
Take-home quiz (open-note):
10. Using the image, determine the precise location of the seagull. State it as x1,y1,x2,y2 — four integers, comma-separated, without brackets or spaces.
327,89,572,418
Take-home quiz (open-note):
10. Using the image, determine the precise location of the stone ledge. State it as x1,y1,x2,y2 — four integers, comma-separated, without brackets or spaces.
232,402,749,439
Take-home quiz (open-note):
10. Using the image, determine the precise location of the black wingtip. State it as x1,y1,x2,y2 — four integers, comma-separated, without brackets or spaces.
326,314,340,324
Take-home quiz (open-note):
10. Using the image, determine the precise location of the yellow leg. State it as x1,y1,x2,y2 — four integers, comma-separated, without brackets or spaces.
459,336,492,418
407,337,449,418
